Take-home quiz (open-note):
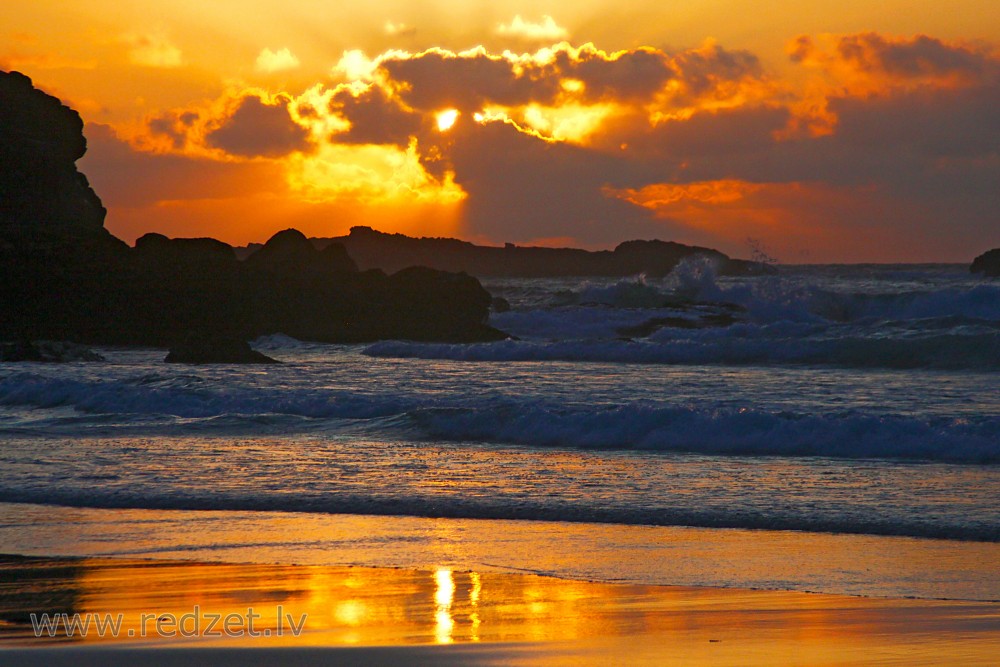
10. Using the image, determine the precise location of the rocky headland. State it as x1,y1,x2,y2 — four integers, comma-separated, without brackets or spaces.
0,70,503,350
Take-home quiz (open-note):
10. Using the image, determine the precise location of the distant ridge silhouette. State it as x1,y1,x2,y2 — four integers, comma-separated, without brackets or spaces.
238,226,777,278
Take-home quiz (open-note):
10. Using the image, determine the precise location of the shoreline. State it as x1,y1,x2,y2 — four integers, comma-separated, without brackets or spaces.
2,502,998,602
1,554,998,665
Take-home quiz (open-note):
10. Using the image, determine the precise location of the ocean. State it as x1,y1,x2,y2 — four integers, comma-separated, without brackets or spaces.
1,262,998,600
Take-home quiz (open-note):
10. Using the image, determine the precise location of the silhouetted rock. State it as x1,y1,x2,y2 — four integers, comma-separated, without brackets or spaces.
376,266,502,342
0,340,104,362
134,233,237,266
319,242,357,272
612,239,767,277
971,249,1000,277
301,226,776,278
0,70,128,342
245,228,319,270
165,334,279,364
124,234,243,344
238,238,503,344
244,228,357,274
0,71,106,231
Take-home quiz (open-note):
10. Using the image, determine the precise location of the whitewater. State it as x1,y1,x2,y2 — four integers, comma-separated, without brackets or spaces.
1,263,998,556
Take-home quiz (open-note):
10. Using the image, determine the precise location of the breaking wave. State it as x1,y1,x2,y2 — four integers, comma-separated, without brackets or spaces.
1,372,997,464
425,264,1000,370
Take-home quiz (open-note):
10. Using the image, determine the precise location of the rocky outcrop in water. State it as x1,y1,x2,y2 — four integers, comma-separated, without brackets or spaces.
971,249,1000,277
0,340,105,362
235,230,501,344
2,221,505,346
165,334,279,364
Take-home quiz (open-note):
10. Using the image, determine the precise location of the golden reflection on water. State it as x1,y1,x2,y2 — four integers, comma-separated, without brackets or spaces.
1,556,998,665
434,568,455,644
469,571,481,642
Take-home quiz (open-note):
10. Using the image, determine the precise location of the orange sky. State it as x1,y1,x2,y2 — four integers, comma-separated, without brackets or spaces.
2,1,998,261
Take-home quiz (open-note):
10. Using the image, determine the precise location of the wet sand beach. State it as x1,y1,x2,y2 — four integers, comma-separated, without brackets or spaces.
1,555,998,665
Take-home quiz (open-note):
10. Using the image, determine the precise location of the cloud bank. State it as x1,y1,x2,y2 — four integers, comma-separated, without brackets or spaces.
87,32,1000,260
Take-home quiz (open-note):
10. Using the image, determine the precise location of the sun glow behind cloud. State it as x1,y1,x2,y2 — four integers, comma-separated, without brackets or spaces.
520,102,615,142
287,139,465,205
436,108,459,131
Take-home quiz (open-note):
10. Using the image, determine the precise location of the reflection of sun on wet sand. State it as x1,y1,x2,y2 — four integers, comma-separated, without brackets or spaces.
1,556,999,665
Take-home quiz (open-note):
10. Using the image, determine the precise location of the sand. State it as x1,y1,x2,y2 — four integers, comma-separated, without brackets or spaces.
1,555,998,665
3,502,998,601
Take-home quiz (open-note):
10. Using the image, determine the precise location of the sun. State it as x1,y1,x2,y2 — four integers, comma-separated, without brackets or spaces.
436,109,459,131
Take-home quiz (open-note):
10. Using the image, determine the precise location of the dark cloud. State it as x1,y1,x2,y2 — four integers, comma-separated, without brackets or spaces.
629,105,789,165
80,123,284,208
556,43,760,104
830,84,1000,160
790,32,997,86
331,85,423,146
379,50,552,111
147,116,184,148
836,33,989,79
620,80,999,201
591,69,998,257
147,109,199,149
551,47,674,101
436,119,670,244
667,43,762,99
375,43,763,113
206,95,309,157
594,35,1000,198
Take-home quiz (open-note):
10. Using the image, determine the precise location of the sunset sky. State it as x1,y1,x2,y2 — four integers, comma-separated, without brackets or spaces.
2,1,997,261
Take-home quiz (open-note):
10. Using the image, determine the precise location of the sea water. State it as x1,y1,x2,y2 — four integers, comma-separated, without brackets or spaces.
1,263,998,598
